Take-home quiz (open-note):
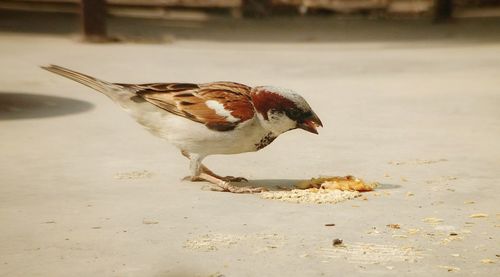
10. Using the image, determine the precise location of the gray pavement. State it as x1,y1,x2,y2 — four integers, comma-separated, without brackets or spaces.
0,16,499,276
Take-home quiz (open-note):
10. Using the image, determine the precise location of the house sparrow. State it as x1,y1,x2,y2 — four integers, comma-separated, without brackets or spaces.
42,65,323,193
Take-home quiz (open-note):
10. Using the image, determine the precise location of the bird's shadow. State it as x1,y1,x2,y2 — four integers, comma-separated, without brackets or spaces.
242,179,401,191
0,92,94,120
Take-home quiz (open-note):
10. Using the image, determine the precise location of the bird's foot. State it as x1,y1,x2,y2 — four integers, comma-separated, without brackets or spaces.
220,176,248,182
182,176,204,182
199,165,248,182
198,173,266,194
182,175,247,183
210,182,267,193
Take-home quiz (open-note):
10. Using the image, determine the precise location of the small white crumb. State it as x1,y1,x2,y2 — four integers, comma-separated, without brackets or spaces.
142,219,159,224
114,170,153,180
438,265,460,272
469,213,488,218
422,217,444,224
480,259,495,264
260,189,360,204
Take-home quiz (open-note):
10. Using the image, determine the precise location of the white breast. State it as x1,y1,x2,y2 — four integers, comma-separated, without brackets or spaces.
123,100,270,156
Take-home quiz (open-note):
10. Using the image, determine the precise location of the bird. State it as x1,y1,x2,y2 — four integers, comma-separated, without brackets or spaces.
42,65,323,193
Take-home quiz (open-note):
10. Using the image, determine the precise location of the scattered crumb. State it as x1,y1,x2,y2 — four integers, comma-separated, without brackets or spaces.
366,228,380,235
400,177,408,182
425,176,458,184
384,173,391,178
406,192,414,197
392,235,408,239
407,228,420,235
387,224,401,229
434,225,456,231
184,233,285,252
43,221,56,224
184,234,242,251
262,175,379,204
319,243,422,264
422,217,444,224
464,200,475,204
114,170,153,180
451,254,460,257
324,223,336,227
91,226,101,229
142,219,159,224
386,266,394,270
260,189,360,204
332,239,343,246
469,213,488,218
388,159,447,165
480,259,494,264
207,271,225,277
296,175,378,191
438,265,460,272
441,235,463,245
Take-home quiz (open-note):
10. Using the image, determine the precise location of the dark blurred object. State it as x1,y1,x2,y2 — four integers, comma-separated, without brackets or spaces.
434,0,454,22
272,0,436,15
0,0,499,24
81,0,108,41
243,0,272,17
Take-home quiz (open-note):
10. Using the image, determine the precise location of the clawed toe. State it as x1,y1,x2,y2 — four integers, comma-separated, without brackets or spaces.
211,182,267,194
183,172,264,193
221,176,248,182
182,176,204,182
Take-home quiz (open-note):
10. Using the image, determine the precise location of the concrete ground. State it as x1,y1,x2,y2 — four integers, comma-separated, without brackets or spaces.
0,13,499,276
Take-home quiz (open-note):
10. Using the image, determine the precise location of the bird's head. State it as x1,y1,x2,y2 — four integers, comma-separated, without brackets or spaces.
250,86,323,136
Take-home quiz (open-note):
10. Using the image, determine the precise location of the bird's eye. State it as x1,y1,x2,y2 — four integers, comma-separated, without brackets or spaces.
301,111,313,119
287,109,301,120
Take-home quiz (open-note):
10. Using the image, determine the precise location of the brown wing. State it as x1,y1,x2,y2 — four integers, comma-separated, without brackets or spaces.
118,81,255,131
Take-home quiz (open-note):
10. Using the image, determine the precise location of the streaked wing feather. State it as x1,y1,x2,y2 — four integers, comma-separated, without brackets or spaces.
118,81,255,131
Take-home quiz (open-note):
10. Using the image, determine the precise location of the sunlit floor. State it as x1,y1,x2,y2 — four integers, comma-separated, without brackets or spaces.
1,13,499,276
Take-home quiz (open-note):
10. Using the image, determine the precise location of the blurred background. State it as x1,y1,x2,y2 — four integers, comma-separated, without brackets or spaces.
1,0,500,42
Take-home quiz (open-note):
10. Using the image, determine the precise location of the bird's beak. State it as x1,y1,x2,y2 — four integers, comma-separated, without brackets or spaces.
298,113,323,135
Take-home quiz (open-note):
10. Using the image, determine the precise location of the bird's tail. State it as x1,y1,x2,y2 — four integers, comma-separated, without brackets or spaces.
41,65,128,101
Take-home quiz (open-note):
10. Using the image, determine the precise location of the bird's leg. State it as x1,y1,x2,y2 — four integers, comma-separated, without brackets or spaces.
181,150,203,181
181,150,247,182
180,150,266,193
